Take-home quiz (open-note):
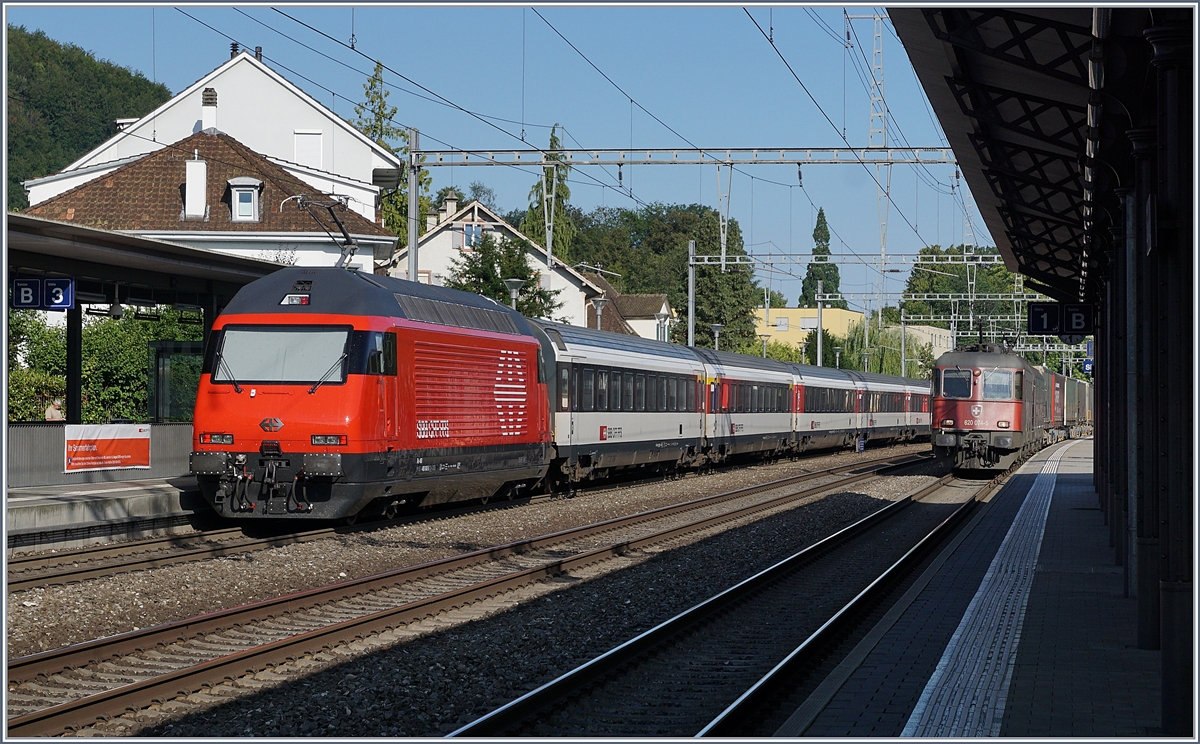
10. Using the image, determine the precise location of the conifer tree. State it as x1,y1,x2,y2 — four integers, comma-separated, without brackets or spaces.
798,208,848,309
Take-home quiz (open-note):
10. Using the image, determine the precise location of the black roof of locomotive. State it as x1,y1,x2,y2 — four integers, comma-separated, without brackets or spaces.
219,267,536,337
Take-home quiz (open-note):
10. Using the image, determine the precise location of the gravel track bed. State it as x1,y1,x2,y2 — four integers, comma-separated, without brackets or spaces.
50,448,946,738
7,443,930,658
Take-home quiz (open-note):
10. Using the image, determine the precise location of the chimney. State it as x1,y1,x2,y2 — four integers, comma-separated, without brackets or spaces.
254,46,263,61
442,194,458,217
426,214,438,230
184,150,207,220
230,42,240,58
201,88,217,131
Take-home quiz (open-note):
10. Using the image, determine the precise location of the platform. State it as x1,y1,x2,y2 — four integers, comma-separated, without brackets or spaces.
780,438,1162,737
5,476,209,553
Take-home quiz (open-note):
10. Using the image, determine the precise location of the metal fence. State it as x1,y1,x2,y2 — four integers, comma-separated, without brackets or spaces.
6,422,193,488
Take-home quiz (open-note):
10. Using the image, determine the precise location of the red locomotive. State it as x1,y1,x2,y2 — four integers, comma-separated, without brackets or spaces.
931,345,1092,471
189,267,551,519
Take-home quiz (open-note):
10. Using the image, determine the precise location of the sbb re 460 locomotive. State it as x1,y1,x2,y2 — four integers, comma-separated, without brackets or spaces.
931,345,1092,471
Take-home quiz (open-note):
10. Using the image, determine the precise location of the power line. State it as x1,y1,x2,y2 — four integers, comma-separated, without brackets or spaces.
743,8,927,247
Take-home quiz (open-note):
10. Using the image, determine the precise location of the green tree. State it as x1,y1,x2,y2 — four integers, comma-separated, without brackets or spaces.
444,233,562,319
352,61,431,246
768,289,788,308
520,125,577,263
468,181,497,210
434,185,466,211
840,320,935,378
569,202,762,350
7,308,202,422
798,208,848,309
7,25,172,210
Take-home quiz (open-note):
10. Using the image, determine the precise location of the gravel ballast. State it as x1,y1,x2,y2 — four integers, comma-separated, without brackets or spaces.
30,448,950,737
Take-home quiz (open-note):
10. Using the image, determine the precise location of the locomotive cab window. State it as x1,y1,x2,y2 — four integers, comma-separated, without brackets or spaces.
213,325,351,385
941,369,974,399
982,369,1014,400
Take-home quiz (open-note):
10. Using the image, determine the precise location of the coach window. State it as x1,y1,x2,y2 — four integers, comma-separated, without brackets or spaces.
624,373,634,411
582,367,595,411
645,374,656,411
635,374,646,411
597,370,609,411
941,369,973,399
687,378,697,412
559,365,571,411
610,371,622,411
654,375,665,412
667,377,678,411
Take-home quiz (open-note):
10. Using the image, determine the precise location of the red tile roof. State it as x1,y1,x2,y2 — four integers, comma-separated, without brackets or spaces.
25,130,394,239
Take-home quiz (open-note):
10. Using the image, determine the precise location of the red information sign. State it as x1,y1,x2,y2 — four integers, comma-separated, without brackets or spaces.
64,424,152,472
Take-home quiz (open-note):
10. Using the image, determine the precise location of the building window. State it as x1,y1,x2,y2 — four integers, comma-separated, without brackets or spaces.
227,177,263,222
775,317,789,331
464,223,482,247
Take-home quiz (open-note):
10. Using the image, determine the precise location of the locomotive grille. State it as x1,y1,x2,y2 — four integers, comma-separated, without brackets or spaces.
414,341,529,439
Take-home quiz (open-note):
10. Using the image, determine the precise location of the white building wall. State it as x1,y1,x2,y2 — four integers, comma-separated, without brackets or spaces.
626,317,662,340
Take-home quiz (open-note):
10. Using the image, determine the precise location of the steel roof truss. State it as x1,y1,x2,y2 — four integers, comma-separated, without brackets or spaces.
949,78,1088,152
925,9,1092,87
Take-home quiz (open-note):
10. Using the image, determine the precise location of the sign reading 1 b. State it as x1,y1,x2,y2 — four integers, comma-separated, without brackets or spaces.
1027,301,1093,336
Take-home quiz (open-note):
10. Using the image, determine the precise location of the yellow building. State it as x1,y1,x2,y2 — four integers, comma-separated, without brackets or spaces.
753,307,865,347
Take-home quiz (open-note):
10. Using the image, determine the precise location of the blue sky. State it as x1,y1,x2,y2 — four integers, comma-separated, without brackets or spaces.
7,4,991,311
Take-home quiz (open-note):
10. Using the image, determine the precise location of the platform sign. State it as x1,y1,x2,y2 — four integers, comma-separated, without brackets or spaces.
1083,359,1094,374
1027,302,1060,335
11,279,41,309
64,424,152,472
10,277,75,310
1086,340,1094,358
1062,303,1094,335
43,277,75,310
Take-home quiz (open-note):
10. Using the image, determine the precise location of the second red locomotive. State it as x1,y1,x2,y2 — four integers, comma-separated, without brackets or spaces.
931,344,1092,471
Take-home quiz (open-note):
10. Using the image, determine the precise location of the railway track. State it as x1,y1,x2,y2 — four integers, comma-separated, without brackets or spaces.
449,472,1003,737
7,446,926,593
6,450,930,736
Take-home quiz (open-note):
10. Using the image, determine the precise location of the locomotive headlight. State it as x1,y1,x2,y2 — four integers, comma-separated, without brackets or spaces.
311,434,348,446
941,418,955,427
998,420,1011,429
200,433,234,444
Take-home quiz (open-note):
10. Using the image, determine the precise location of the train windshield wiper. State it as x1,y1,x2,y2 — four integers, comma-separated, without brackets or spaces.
216,353,242,394
308,353,348,394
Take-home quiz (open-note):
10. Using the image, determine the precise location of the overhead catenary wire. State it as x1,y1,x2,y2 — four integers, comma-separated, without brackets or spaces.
176,8,643,208
268,8,650,208
743,8,928,247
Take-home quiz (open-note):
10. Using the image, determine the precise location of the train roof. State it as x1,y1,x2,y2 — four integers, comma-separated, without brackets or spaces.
219,267,537,337
528,319,701,362
934,349,1031,369
843,369,932,389
691,348,794,375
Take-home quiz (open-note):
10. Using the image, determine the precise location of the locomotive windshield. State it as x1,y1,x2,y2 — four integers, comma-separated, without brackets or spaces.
982,369,1016,400
941,369,973,399
213,326,350,384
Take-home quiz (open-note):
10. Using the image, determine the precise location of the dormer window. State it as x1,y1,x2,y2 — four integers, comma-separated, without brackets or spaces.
227,176,263,222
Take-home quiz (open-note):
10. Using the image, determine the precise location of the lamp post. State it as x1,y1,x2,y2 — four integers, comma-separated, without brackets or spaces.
834,346,843,369
654,311,669,342
503,278,525,310
800,341,809,365
590,294,609,331
861,351,869,372
710,323,724,351
816,280,824,367
758,333,770,358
